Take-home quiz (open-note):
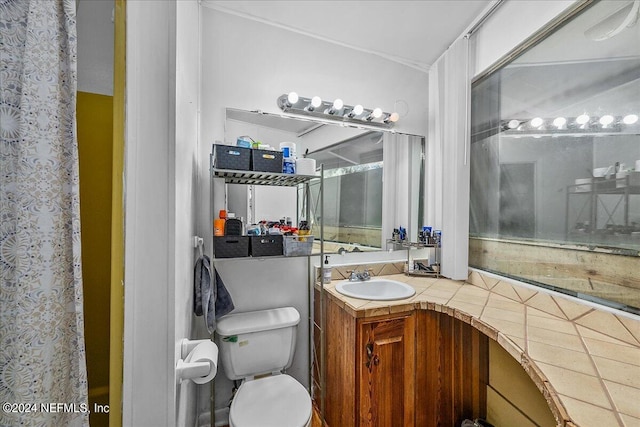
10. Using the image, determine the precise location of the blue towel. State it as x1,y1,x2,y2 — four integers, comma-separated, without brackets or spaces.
194,255,235,333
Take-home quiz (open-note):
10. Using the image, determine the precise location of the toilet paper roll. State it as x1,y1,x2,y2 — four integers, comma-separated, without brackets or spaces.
296,158,316,175
185,341,218,384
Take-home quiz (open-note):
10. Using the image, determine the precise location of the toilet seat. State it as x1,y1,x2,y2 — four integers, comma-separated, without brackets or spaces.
229,374,311,427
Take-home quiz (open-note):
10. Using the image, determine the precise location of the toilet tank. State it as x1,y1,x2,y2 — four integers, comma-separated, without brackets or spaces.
217,307,300,380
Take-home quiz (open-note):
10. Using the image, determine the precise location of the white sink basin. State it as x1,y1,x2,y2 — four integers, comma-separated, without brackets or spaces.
335,278,416,301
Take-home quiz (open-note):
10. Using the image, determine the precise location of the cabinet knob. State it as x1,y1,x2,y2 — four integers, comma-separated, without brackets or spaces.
365,342,379,368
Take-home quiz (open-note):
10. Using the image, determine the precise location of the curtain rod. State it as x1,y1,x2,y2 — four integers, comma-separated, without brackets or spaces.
464,0,506,38
429,0,505,70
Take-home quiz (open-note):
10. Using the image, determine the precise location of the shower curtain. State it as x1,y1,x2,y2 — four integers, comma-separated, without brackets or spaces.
0,1,88,426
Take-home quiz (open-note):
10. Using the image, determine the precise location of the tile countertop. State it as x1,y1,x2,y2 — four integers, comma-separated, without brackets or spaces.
319,269,640,427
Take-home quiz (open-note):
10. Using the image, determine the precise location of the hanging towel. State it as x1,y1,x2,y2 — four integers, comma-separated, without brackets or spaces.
194,255,235,334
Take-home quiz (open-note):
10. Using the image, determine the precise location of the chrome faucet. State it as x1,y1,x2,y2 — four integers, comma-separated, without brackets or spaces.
347,269,373,281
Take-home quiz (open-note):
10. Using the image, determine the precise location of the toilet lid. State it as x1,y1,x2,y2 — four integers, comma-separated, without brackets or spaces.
230,374,311,427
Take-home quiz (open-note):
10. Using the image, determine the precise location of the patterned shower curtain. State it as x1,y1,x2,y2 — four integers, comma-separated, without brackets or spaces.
0,1,89,426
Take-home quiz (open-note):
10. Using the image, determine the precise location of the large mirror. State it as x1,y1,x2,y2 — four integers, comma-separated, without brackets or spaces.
223,108,425,253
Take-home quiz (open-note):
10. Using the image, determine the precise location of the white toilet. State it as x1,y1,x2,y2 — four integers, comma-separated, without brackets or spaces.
217,306,312,427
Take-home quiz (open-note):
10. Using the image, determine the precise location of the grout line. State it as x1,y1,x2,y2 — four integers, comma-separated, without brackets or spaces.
524,305,529,355
571,307,595,322
517,287,538,304
574,318,638,347
574,321,625,426
556,392,619,414
444,280,468,306
550,295,571,321
476,280,491,321
479,271,491,290
614,316,640,348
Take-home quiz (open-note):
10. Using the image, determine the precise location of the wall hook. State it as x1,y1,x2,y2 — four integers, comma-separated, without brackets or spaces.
193,236,204,258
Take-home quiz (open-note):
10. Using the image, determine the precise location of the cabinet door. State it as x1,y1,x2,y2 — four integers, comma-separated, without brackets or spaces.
358,314,415,427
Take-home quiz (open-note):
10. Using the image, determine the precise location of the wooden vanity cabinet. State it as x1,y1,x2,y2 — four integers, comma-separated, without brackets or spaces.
319,295,488,427
358,312,415,427
320,295,414,427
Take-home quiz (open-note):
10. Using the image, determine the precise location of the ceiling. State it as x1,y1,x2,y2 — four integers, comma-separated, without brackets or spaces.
202,0,493,71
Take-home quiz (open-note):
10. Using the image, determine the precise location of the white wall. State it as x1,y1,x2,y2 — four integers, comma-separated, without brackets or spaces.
199,8,429,150
77,0,114,95
174,1,201,427
123,1,200,426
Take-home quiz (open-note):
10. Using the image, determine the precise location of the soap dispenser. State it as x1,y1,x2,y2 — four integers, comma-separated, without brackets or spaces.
322,255,332,284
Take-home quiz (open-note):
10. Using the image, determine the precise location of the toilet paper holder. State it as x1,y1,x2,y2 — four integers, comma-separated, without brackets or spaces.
176,338,218,384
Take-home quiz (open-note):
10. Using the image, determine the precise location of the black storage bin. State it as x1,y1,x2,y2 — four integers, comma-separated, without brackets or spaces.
224,218,243,236
213,236,249,258
250,235,283,257
213,144,251,171
251,149,283,173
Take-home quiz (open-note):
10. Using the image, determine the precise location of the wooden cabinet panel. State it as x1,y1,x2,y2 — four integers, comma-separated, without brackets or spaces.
319,291,357,427
415,311,488,427
358,314,415,427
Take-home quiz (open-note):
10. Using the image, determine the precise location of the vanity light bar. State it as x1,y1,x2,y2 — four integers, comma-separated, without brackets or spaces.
277,92,398,129
501,113,639,134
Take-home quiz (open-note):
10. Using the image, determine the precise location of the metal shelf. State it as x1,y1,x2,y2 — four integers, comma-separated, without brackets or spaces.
212,168,318,186
404,268,440,277
566,175,640,237
388,239,441,278
402,241,439,249
386,239,439,249
210,156,326,425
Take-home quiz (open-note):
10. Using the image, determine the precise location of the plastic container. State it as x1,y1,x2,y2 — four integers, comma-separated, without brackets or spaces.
283,235,314,256
322,256,332,284
250,235,283,257
283,157,296,174
225,218,243,236
251,149,283,173
279,142,296,157
213,144,251,171
214,236,249,258
214,219,225,236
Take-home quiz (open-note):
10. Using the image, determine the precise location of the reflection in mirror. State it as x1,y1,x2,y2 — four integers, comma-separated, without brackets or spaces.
469,0,640,312
306,132,384,253
223,108,425,254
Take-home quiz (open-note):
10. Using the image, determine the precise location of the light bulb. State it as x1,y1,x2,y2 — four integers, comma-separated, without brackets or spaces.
347,104,365,118
623,114,638,125
599,115,614,126
287,92,299,105
553,117,566,128
365,108,383,121
326,98,343,115
507,120,520,129
576,114,590,125
530,117,544,128
306,96,322,111
386,112,400,123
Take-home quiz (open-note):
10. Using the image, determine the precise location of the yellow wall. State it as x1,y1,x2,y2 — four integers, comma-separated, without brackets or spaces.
77,91,113,427
486,340,557,427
